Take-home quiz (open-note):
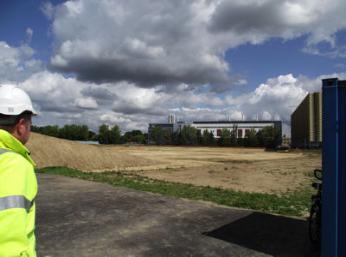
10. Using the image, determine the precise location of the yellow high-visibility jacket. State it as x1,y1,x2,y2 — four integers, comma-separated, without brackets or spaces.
0,129,37,257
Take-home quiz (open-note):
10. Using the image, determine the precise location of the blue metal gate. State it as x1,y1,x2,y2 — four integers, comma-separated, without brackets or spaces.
322,78,346,257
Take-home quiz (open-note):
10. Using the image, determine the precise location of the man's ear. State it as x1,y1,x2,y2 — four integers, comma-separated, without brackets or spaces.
15,118,27,136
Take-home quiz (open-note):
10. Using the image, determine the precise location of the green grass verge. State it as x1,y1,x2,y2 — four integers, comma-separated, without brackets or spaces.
37,167,314,217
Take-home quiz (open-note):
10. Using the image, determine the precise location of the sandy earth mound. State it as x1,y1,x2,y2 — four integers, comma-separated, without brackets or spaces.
27,133,156,171
27,133,321,193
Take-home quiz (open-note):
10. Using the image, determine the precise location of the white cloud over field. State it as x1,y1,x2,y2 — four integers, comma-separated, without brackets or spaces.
14,69,346,135
0,41,42,82
46,0,346,88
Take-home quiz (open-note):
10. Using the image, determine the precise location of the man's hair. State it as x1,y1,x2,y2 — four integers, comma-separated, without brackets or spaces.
0,112,32,132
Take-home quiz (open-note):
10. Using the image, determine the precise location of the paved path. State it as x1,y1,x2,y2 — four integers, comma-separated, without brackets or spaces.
36,174,318,257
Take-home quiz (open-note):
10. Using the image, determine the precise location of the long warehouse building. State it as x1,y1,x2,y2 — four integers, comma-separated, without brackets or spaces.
291,92,322,148
190,120,282,139
148,118,282,142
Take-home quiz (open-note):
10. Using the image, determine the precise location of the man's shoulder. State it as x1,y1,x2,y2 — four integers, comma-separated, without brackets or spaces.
0,148,37,198
0,149,34,169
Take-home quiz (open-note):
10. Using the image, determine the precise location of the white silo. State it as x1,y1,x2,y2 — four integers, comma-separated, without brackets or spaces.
168,114,176,124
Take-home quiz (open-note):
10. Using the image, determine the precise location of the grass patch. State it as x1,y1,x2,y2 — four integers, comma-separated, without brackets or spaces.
37,166,314,217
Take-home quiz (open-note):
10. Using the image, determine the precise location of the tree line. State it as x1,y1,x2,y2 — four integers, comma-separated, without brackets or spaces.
32,124,281,148
97,125,146,144
150,125,281,148
31,124,94,141
31,124,146,144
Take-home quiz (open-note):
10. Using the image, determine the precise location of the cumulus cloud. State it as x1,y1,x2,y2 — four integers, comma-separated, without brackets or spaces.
99,112,142,131
41,1,55,20
74,97,98,109
19,71,97,113
227,72,346,134
47,0,346,88
0,42,42,82
26,28,34,43
11,68,233,131
302,44,346,58
14,66,344,135
209,0,346,46
3,0,346,134
1,35,342,134
233,74,308,123
210,1,314,36
48,0,229,87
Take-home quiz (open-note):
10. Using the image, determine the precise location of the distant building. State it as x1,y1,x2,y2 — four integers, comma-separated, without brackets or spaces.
168,114,176,124
148,116,282,143
147,123,174,143
291,92,322,148
190,120,282,139
282,135,291,146
147,121,184,144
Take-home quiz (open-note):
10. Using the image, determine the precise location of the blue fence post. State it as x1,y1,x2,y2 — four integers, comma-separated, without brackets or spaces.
322,78,346,257
338,79,346,256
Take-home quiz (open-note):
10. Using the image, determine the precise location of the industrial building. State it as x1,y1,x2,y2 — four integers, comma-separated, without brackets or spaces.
148,115,282,142
291,92,322,148
147,122,176,140
190,120,282,139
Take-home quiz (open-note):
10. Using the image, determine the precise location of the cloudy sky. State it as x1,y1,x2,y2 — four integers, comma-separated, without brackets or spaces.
1,0,346,135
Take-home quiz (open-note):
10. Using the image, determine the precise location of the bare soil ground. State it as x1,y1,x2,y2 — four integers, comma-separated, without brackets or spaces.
28,133,321,194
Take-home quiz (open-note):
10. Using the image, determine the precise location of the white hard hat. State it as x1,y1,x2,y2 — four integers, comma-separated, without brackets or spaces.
0,84,37,116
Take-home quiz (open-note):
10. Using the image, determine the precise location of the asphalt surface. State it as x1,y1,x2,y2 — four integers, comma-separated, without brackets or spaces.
36,174,319,257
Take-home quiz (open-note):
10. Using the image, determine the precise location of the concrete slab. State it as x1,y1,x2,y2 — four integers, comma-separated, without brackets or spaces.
36,174,318,257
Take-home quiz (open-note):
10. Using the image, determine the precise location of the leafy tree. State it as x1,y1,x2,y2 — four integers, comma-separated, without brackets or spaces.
123,131,145,144
256,126,281,149
98,124,109,144
110,125,121,144
244,129,258,147
150,126,166,145
201,130,215,146
230,129,238,146
32,124,90,140
237,137,244,147
209,132,216,145
163,129,173,145
122,130,145,144
88,130,97,141
133,134,146,144
32,125,59,137
172,131,182,145
196,129,203,145
218,128,231,146
43,125,59,137
98,124,121,144
143,133,148,144
58,124,89,140
179,125,198,145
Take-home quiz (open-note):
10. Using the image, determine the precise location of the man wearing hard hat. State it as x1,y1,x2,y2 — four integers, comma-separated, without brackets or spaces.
0,85,38,257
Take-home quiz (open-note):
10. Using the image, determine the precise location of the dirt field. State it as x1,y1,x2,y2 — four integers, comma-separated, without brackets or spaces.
28,133,321,194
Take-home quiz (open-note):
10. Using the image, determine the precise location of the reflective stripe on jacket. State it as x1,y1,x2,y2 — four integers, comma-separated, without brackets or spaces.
0,129,37,257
